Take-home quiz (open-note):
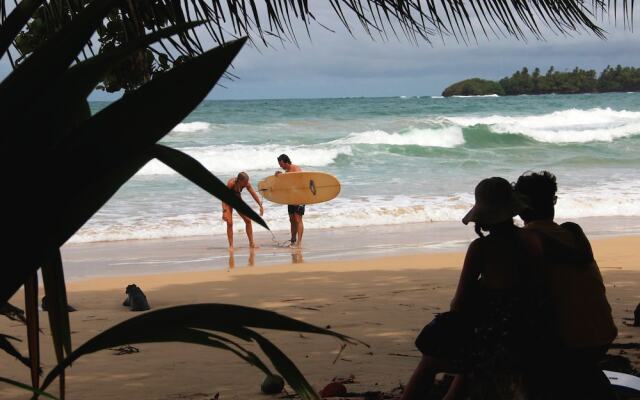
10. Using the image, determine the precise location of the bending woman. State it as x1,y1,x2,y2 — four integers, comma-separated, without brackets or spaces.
400,177,547,400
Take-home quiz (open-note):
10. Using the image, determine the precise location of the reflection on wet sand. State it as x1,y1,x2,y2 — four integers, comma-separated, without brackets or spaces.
228,250,235,270
226,248,302,270
291,249,304,264
227,248,257,270
248,248,255,266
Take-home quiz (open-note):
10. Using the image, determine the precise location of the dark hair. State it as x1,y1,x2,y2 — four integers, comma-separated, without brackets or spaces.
277,154,291,164
514,170,557,222
237,171,249,182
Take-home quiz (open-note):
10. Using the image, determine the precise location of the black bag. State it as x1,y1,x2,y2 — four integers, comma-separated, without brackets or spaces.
415,311,474,359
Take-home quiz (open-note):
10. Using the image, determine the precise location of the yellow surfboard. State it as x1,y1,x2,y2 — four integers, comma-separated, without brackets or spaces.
258,172,341,205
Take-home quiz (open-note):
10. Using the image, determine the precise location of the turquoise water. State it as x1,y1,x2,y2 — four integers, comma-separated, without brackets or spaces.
77,93,640,242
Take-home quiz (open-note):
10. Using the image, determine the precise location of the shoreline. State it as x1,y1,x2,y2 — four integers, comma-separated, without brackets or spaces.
59,233,640,292
1,234,639,399
61,216,640,282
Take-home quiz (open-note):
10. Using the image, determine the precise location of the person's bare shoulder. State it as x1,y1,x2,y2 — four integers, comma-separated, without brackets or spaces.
518,228,544,256
291,164,302,172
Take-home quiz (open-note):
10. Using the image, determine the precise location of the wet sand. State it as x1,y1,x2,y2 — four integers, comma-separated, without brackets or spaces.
58,215,640,281
0,232,638,399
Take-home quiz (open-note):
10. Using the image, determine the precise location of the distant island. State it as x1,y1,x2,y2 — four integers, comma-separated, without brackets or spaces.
442,65,640,96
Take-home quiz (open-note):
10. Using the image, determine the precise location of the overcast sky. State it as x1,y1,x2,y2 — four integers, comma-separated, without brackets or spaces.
3,3,639,100
203,26,640,100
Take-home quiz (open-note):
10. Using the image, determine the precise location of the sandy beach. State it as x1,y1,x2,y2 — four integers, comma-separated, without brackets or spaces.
1,230,639,399
4,0,640,397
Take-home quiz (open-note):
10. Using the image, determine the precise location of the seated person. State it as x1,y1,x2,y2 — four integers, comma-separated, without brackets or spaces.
515,171,617,399
400,177,548,400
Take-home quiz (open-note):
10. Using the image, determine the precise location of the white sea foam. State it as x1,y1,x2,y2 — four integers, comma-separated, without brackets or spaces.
447,107,640,143
171,121,211,133
70,194,474,243
333,127,465,148
555,180,640,219
138,144,352,176
71,179,640,243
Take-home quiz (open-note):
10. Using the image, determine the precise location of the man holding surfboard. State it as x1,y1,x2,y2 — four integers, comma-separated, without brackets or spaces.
276,154,304,247
258,155,340,249
222,172,263,250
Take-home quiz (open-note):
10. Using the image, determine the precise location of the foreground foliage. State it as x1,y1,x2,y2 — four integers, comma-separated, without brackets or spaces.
0,0,635,398
0,0,358,398
4,0,626,92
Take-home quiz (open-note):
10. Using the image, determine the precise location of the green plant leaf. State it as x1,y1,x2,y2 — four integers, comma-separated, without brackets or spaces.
249,329,320,400
0,376,58,400
29,22,208,149
0,39,246,308
42,326,272,389
0,150,150,306
53,151,154,255
0,0,44,58
50,38,247,247
62,21,206,100
41,304,363,394
0,0,117,116
42,249,72,359
153,144,268,229
76,303,363,344
24,273,41,389
0,302,27,324
0,334,31,368
203,331,275,376
1,0,123,308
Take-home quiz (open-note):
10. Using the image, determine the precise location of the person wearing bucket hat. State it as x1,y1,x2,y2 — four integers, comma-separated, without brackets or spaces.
462,176,527,227
401,177,550,400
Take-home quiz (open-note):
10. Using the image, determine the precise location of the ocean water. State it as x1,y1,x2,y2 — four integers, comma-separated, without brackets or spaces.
75,93,640,243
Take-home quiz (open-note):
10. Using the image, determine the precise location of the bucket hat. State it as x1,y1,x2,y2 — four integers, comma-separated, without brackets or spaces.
462,177,526,225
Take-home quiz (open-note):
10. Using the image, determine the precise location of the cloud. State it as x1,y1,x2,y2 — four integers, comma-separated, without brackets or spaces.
202,5,640,99
208,22,640,99
2,3,638,100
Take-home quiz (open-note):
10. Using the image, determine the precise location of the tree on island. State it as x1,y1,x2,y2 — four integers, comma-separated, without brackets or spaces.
599,65,640,92
0,1,636,399
442,78,505,96
443,64,640,96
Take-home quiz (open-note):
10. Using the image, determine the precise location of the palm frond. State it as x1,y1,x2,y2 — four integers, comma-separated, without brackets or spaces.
0,0,116,113
42,250,72,360
24,273,41,390
2,1,633,68
0,303,27,324
0,0,44,59
41,304,364,400
0,377,58,400
0,37,249,305
0,334,31,368
42,250,71,397
152,144,266,228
